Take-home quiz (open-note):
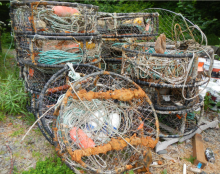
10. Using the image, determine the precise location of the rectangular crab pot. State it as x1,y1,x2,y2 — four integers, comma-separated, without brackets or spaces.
121,42,214,86
97,12,159,38
15,35,102,66
10,1,99,35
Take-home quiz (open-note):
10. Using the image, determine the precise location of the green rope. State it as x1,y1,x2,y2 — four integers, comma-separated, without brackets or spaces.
38,50,83,65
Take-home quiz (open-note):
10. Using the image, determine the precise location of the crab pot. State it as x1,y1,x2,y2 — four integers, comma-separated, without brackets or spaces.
101,58,122,74
98,12,159,38
51,71,159,173
26,90,40,114
145,96,204,138
140,85,201,111
101,38,127,59
37,64,102,144
122,43,214,85
157,111,201,138
10,1,99,35
15,35,102,66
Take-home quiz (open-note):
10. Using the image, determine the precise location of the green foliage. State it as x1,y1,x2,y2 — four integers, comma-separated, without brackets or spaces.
10,128,24,137
160,169,167,174
204,93,216,111
124,170,134,174
0,51,19,79
22,155,74,174
1,32,14,48
184,155,196,164
175,1,218,42
0,75,27,116
0,111,6,121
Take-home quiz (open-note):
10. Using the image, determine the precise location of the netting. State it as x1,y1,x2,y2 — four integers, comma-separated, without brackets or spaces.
10,1,99,35
52,71,159,173
98,12,159,38
122,42,214,85
15,35,102,65
37,64,102,144
21,63,62,92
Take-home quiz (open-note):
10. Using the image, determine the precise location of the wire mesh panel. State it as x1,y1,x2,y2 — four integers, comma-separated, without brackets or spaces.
51,71,159,173
141,85,201,111
16,35,102,65
37,64,102,144
122,42,214,85
21,63,62,93
10,1,99,35
158,111,201,137
98,12,159,38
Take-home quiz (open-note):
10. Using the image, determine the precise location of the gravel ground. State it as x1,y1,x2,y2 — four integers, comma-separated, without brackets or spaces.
0,115,55,174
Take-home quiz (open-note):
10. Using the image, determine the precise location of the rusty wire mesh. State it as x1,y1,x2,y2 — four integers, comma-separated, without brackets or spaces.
37,64,102,144
52,71,159,173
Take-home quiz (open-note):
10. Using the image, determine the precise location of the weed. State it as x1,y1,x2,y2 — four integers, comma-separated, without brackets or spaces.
22,155,74,174
14,152,21,158
10,128,24,137
204,94,216,111
124,170,134,174
32,151,41,159
0,151,4,155
33,128,42,135
21,113,36,126
0,75,28,116
5,157,10,161
160,169,167,174
0,111,6,121
13,124,20,128
184,155,196,164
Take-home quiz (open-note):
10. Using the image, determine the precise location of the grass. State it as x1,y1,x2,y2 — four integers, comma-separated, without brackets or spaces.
10,128,25,137
32,151,41,159
184,155,196,164
0,50,18,79
22,155,74,174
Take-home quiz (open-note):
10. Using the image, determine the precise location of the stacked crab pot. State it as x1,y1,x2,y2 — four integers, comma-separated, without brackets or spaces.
121,8,214,147
10,1,101,113
97,12,159,74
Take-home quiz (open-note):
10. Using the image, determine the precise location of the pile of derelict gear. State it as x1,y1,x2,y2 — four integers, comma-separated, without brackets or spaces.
10,1,214,173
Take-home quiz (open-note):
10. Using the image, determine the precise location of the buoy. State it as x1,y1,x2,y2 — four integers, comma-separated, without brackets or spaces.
108,113,120,130
53,6,79,17
70,127,95,149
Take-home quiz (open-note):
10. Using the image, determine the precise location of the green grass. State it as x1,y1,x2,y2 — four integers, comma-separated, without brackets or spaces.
10,128,25,137
22,155,74,174
184,155,196,164
0,51,18,79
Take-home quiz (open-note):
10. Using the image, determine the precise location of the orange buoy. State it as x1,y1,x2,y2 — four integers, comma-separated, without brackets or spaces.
70,127,95,149
52,6,79,17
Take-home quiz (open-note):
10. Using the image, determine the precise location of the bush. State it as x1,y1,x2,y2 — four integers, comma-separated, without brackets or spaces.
0,75,27,116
